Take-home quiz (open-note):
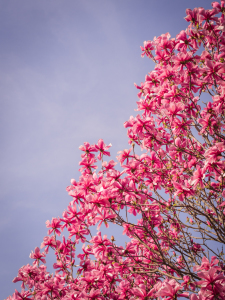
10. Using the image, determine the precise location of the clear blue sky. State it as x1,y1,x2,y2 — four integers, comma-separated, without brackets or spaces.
0,0,213,298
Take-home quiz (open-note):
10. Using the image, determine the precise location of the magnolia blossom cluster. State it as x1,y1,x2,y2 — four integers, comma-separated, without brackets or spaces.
7,2,225,300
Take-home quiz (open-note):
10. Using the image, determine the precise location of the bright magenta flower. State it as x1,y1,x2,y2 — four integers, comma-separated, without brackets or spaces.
140,40,154,58
190,165,206,189
46,217,61,236
95,139,112,160
29,247,46,266
156,279,189,299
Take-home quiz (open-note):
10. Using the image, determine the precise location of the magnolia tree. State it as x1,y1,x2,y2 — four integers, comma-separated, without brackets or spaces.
7,2,225,300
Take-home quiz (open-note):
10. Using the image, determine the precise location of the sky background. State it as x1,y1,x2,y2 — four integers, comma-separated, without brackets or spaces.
0,0,214,298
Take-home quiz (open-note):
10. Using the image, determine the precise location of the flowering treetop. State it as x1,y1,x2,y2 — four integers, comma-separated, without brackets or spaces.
7,1,225,300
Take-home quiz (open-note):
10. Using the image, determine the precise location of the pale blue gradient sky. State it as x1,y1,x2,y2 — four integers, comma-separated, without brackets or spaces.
0,0,213,298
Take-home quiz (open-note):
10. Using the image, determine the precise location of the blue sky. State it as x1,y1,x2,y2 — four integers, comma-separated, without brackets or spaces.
0,0,213,298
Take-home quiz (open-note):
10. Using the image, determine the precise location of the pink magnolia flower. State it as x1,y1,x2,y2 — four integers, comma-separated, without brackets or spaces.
172,51,194,71
169,137,187,163
122,223,133,237
29,247,46,265
124,115,136,128
190,165,206,189
12,289,31,300
176,30,191,51
134,82,148,98
212,0,225,12
116,148,132,165
79,142,97,155
204,142,225,163
156,279,189,299
204,59,225,81
155,48,169,63
95,139,112,160
172,118,192,135
145,72,160,88
182,275,195,291
68,225,88,243
174,180,195,201
185,8,201,25
42,279,63,298
90,232,112,259
40,236,56,253
196,267,225,298
199,7,219,22
102,159,117,171
198,114,217,135
78,175,96,196
194,256,221,272
86,288,102,300
116,280,131,299
95,209,116,230
140,40,154,58
46,217,61,236
79,156,98,173
132,284,154,299
162,102,185,118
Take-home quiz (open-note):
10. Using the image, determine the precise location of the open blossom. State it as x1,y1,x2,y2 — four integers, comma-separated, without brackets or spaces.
204,142,225,163
189,294,204,300
184,8,201,25
162,102,185,118
116,148,132,165
95,139,112,160
198,114,217,135
29,247,46,266
46,217,61,236
190,165,205,189
196,267,225,298
12,289,31,300
134,82,146,98
172,51,194,71
204,59,225,81
140,40,154,58
79,156,98,173
182,276,195,291
193,256,221,272
95,209,117,230
40,236,56,253
79,142,97,155
176,30,191,51
169,137,187,163
132,284,154,299
156,279,189,299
